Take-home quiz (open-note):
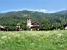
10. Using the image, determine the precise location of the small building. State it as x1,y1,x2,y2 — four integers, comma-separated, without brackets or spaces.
64,24,67,30
27,17,40,31
16,23,22,31
0,25,8,31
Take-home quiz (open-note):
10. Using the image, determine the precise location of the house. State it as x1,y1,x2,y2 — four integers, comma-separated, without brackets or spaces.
0,25,8,31
27,17,40,31
64,24,67,30
16,23,22,31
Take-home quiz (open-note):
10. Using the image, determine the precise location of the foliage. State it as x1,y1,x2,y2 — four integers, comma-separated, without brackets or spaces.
0,30,67,50
0,10,67,30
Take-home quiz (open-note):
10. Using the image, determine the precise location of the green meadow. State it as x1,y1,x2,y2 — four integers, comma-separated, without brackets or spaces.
0,30,67,50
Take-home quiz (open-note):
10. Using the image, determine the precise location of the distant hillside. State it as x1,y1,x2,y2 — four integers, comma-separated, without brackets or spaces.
56,10,67,15
0,10,67,30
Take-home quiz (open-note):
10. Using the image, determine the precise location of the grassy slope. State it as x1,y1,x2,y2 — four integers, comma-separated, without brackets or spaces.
0,30,67,50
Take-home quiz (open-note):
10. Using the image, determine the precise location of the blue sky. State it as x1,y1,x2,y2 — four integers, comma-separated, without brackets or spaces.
0,0,66,13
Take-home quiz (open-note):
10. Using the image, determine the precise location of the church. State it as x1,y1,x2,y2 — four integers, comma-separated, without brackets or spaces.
27,17,40,31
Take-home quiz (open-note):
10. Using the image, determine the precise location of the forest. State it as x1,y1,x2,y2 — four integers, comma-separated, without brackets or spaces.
0,10,67,31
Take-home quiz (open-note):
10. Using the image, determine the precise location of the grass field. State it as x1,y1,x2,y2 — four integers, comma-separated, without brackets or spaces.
0,30,67,50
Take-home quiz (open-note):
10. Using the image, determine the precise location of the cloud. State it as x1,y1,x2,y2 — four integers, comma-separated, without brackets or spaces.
21,8,55,13
0,9,53,13
25,9,48,12
0,8,66,13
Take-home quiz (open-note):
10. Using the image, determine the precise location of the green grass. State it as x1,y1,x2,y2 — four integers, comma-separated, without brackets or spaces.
0,30,67,50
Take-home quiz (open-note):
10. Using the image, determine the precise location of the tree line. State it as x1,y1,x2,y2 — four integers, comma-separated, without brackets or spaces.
0,10,67,31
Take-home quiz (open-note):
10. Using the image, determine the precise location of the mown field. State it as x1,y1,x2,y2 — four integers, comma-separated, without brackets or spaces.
0,30,67,50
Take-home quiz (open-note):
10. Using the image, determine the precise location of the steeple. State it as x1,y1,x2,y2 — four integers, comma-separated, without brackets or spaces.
27,15,32,28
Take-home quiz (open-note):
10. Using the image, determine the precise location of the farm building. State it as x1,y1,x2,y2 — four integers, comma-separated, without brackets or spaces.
0,25,8,31
64,24,67,30
16,23,22,31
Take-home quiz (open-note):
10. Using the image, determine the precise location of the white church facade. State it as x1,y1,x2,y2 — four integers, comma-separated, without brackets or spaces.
27,17,40,31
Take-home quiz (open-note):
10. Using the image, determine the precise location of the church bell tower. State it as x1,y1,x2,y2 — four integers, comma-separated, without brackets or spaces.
27,16,32,28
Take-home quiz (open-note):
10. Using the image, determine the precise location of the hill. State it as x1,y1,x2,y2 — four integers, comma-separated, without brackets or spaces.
56,10,67,15
0,10,67,30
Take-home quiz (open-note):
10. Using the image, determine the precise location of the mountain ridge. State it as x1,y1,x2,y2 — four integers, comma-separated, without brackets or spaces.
0,10,67,30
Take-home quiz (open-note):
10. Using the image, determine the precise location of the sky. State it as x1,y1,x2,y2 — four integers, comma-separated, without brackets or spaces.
0,0,66,13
